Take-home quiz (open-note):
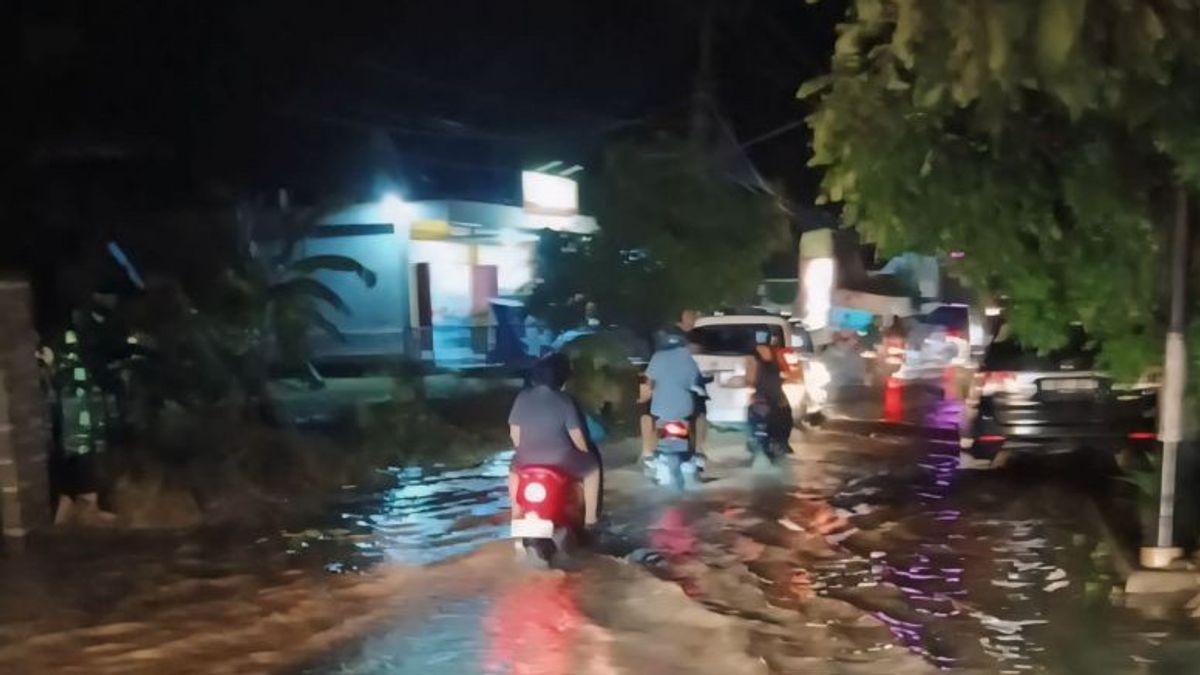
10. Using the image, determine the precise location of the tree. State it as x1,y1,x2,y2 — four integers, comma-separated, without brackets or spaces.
527,136,789,334
203,203,377,404
53,201,378,430
803,0,1200,379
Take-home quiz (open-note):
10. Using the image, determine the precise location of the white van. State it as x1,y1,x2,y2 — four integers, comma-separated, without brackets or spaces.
690,314,828,425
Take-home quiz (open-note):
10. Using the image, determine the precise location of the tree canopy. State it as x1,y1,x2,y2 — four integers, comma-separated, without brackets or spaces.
527,136,789,334
804,0,1200,377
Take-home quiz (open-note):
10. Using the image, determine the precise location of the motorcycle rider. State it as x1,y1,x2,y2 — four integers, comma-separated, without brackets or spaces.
508,353,601,527
745,330,792,457
645,326,703,444
640,311,707,460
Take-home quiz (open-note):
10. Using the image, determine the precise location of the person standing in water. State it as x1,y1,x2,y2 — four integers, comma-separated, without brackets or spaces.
745,330,793,455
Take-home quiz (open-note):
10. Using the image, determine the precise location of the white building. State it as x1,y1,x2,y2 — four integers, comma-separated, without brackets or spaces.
300,173,595,364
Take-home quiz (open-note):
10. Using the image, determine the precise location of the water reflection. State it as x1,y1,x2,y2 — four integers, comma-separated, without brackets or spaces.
483,576,587,675
882,380,904,424
312,597,493,674
620,425,1196,673
283,451,516,567
5,421,1199,674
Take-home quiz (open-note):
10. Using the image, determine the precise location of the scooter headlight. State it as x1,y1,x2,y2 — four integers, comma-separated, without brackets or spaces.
523,482,547,504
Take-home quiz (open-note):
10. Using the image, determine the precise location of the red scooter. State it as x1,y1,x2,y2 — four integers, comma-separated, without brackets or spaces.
510,465,585,566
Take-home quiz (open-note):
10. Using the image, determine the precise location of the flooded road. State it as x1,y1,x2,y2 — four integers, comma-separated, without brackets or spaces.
3,405,1200,674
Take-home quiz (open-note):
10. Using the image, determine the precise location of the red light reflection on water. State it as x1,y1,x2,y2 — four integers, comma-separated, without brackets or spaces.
484,576,582,675
942,367,958,400
883,378,904,423
650,507,698,559
649,507,703,597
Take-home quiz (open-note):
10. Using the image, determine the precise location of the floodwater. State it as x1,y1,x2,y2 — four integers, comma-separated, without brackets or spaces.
3,401,1200,674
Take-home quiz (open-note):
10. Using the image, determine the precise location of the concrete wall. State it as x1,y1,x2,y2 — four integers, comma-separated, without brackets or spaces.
476,242,535,295
0,278,50,538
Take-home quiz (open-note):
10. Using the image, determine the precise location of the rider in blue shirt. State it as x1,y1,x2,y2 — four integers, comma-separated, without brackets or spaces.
646,328,703,423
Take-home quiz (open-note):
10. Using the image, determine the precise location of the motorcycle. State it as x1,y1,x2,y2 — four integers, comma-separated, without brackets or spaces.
645,419,703,490
510,465,585,567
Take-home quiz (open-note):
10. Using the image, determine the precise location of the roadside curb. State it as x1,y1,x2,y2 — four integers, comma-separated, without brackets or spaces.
1125,569,1200,594
1082,487,1200,594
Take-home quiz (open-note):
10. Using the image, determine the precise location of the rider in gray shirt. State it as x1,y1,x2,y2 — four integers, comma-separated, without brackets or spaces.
508,354,600,526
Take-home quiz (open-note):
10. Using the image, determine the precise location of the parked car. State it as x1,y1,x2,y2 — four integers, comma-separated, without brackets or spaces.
960,326,1158,466
921,303,986,353
690,314,827,425
893,304,983,382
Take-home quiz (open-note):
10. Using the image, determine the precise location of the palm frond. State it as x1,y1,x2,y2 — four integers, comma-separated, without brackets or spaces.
289,255,378,287
268,277,350,315
306,310,346,342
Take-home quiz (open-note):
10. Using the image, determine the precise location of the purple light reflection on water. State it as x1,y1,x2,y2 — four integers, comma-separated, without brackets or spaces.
874,612,923,630
891,569,944,582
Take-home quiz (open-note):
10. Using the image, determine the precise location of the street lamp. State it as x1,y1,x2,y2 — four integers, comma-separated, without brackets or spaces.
381,192,406,221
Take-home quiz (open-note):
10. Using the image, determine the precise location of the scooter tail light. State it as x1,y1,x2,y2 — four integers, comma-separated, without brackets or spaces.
662,421,689,438
522,481,548,504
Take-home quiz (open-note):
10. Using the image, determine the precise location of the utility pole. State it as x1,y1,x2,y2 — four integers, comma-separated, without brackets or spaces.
690,0,716,145
1143,187,1190,569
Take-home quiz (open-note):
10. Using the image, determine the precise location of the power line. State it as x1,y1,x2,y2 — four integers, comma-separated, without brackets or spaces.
739,118,807,149
358,58,644,130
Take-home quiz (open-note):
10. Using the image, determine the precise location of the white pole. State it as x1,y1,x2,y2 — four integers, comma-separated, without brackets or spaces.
1145,188,1189,567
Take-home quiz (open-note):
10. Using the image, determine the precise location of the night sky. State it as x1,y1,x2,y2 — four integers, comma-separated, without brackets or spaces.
22,0,841,204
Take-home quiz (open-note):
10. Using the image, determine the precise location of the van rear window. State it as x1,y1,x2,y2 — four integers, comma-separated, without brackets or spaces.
691,324,784,355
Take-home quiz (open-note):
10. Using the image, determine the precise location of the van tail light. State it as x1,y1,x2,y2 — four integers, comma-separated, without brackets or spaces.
978,434,1006,443
1128,431,1157,441
780,347,802,369
661,421,689,438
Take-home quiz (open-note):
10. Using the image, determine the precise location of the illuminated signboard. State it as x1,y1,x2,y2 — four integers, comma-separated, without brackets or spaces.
521,171,578,216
